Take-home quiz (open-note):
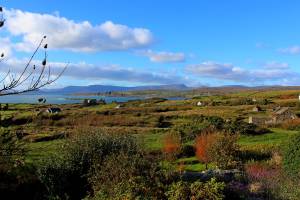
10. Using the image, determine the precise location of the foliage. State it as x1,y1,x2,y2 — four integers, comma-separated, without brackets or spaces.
89,152,175,200
166,181,190,200
166,178,225,200
195,132,217,169
163,133,181,160
190,178,225,200
208,133,240,169
245,161,300,200
172,120,206,142
172,115,224,142
224,120,258,135
38,130,139,200
280,119,300,131
179,144,195,157
245,162,281,183
0,128,25,170
282,133,300,178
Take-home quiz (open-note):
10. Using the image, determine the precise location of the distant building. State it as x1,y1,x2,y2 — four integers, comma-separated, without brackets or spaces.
197,101,203,106
46,107,61,114
249,107,296,125
252,106,262,112
270,107,296,123
83,99,98,106
248,116,267,125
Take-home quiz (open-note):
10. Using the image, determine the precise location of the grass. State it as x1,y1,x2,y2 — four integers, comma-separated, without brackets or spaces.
5,88,299,173
176,157,215,172
238,128,298,147
138,130,167,150
25,139,65,165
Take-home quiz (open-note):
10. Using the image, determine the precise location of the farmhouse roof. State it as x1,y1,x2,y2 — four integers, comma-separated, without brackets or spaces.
274,107,290,115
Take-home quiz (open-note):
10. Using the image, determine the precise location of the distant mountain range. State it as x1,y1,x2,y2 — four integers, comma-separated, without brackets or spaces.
37,84,189,94
33,84,300,95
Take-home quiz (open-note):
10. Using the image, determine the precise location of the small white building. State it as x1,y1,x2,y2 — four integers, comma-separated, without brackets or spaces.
197,101,202,106
46,107,61,114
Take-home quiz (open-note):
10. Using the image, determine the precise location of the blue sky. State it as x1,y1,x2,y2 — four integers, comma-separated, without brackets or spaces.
1,0,300,87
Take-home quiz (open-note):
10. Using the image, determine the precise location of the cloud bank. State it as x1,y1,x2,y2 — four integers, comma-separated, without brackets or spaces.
5,9,154,52
140,50,186,63
0,58,185,85
278,46,300,55
186,61,300,85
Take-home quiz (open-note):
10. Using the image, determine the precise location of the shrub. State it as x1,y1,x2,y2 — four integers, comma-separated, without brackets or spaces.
245,162,280,183
205,116,225,130
163,133,181,160
165,181,190,200
89,152,172,200
244,162,300,199
190,178,225,200
208,133,240,169
0,128,25,170
38,130,139,200
282,133,300,178
166,178,225,200
280,119,300,131
195,132,217,169
179,145,195,157
224,120,257,135
172,121,206,142
172,115,224,142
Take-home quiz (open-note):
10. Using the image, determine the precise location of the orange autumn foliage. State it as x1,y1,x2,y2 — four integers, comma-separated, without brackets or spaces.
163,133,181,155
195,133,217,168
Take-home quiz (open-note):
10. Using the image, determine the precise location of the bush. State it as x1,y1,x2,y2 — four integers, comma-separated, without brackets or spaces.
0,128,25,170
166,181,190,200
282,133,300,178
89,152,173,200
224,120,257,135
208,133,240,169
172,121,206,142
280,119,300,131
179,145,195,157
166,178,225,200
190,178,225,200
172,115,224,142
38,130,139,200
163,133,181,160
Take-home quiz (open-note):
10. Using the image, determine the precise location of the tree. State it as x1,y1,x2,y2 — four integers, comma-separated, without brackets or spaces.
163,133,181,160
208,133,240,169
195,133,217,170
0,6,66,96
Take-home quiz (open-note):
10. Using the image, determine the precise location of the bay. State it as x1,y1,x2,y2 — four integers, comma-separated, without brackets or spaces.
0,94,184,104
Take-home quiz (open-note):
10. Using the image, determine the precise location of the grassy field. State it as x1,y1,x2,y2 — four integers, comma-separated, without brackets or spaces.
239,128,297,147
2,88,299,172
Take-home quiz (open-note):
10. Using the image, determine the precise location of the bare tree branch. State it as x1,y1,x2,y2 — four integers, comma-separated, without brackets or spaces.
0,6,67,96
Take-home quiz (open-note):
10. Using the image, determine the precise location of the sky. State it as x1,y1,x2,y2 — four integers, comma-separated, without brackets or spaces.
1,0,300,88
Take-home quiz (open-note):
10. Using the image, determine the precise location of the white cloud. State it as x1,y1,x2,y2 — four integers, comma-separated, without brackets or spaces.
0,58,186,85
139,50,186,63
278,46,300,55
186,61,299,84
4,9,154,52
263,61,289,70
0,37,13,56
